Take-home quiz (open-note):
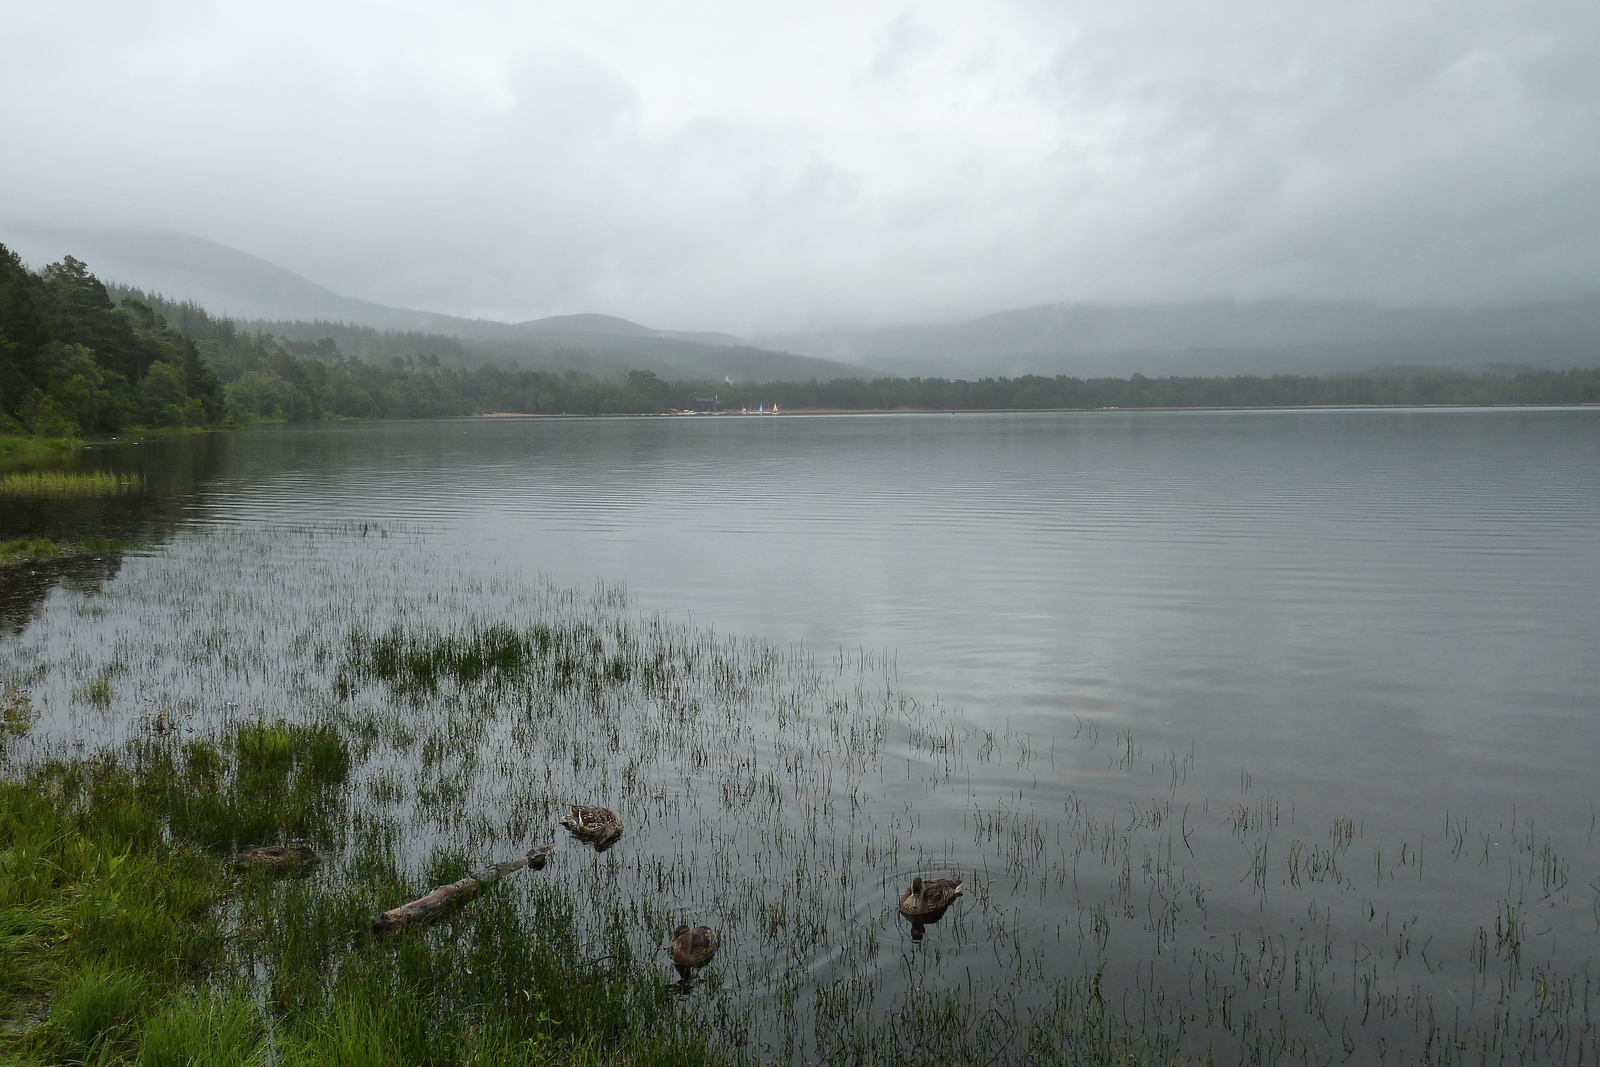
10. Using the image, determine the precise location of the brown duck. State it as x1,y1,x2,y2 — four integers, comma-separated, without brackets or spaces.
898,875,964,920
669,924,718,981
559,804,623,848
234,845,318,872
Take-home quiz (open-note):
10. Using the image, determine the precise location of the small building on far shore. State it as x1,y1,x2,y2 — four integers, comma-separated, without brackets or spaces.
688,396,724,412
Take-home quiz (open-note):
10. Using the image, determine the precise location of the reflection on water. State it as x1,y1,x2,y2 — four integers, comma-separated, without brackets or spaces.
0,551,125,635
162,411,1600,827
4,409,1600,1063
902,908,947,940
0,432,226,630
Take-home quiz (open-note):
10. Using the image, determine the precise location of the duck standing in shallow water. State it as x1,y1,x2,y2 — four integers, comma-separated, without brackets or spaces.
898,876,964,922
559,804,623,849
670,924,718,982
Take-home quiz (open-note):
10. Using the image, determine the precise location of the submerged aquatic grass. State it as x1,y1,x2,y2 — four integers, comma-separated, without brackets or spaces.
0,540,60,566
0,537,127,567
0,710,717,1067
0,470,142,496
3,522,1598,1066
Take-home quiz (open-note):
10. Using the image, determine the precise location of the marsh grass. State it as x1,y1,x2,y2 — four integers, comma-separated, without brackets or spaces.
0,755,229,1061
0,435,79,459
339,622,554,696
0,471,142,496
0,712,716,1067
4,524,1598,1066
331,608,1600,1065
136,991,262,1067
0,538,128,568
0,689,33,740
142,720,352,852
85,676,113,708
0,540,60,566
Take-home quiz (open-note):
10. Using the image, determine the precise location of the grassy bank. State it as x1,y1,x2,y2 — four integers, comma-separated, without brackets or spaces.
0,706,718,1067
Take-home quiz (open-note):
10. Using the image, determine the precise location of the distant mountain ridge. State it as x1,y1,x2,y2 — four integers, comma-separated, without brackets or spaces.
0,226,855,382
7,224,1597,381
763,297,1600,377
1,226,463,331
518,313,748,349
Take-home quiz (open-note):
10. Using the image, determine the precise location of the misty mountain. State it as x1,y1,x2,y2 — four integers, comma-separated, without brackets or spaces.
0,226,855,382
519,313,748,349
245,316,857,385
0,226,463,331
11,225,1597,382
764,298,1600,378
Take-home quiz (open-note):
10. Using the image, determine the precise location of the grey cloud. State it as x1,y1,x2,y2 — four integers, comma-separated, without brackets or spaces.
864,10,940,84
2,0,1597,332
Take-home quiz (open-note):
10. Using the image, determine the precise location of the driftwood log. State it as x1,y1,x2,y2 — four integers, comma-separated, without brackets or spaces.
372,844,554,934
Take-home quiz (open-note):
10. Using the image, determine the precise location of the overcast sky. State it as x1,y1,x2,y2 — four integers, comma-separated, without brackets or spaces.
2,0,1597,331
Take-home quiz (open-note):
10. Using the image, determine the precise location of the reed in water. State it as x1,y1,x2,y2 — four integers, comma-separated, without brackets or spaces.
2,523,1594,1066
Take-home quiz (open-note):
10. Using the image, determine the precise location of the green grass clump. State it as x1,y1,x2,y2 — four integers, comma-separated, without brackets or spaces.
53,964,140,1055
1,689,34,740
0,758,229,1062
146,721,353,853
0,539,59,565
340,620,651,699
342,623,549,695
0,470,143,496
1,537,130,568
135,991,263,1067
86,676,114,708
0,434,79,458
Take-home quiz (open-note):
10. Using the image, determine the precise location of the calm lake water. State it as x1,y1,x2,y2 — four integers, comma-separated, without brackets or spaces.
5,407,1600,1063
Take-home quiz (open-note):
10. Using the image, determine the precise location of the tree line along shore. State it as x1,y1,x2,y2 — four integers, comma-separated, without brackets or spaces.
3,242,1597,446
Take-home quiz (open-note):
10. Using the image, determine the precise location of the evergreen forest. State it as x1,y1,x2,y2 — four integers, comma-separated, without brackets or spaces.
0,246,225,436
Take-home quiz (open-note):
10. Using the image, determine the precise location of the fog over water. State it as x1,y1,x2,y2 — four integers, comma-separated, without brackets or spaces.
4,0,1600,332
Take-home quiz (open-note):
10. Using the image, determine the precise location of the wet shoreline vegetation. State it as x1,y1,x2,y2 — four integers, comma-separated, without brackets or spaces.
0,429,226,634
0,706,711,1067
1,471,143,496
2,524,1597,1065
0,537,127,567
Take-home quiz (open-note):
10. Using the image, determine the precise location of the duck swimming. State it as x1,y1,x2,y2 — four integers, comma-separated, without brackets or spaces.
898,875,964,920
559,804,623,848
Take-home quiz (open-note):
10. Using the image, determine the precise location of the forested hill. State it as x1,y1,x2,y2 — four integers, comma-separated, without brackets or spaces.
114,288,723,419
122,285,1600,417
0,245,225,436
0,247,705,429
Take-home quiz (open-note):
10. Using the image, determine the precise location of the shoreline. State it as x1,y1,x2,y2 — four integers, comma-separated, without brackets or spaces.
474,401,1600,418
